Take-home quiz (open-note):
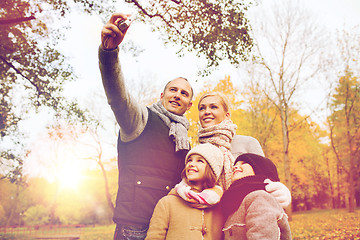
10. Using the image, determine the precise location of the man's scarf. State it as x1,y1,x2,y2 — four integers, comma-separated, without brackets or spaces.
198,119,237,190
150,101,190,152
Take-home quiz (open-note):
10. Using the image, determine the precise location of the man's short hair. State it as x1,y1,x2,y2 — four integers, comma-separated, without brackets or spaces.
163,77,194,100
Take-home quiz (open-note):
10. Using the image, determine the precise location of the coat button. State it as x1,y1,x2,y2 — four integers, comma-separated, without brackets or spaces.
165,186,170,190
137,181,141,185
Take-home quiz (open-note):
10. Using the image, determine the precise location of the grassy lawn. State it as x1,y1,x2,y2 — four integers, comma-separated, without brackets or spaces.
80,224,115,240
80,208,360,239
290,208,360,239
1,208,359,239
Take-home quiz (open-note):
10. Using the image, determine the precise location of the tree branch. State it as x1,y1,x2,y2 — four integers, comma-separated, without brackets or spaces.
0,16,35,25
0,55,53,102
129,0,185,40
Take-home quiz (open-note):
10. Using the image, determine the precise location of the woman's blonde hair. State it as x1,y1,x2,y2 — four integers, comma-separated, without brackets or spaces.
198,92,231,113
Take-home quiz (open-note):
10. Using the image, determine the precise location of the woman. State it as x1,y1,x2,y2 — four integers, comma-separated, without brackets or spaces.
197,92,290,207
198,92,264,158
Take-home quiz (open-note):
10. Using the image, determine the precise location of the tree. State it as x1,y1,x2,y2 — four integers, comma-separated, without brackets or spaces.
0,176,29,226
326,27,360,212
127,0,255,73
80,126,115,213
236,74,281,157
327,106,348,208
0,0,107,127
0,0,115,182
322,141,342,209
246,0,328,216
328,69,360,213
237,75,331,211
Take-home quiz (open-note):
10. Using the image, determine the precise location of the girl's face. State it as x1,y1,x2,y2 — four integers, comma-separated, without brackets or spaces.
185,154,208,188
231,161,255,183
198,96,230,128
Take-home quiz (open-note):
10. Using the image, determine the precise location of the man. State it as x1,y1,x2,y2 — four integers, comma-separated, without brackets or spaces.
99,12,291,240
99,13,193,240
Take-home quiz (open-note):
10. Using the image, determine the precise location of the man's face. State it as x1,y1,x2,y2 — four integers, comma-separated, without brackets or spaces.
160,78,192,115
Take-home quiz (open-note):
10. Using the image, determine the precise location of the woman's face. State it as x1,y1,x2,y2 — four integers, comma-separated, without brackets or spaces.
198,96,230,128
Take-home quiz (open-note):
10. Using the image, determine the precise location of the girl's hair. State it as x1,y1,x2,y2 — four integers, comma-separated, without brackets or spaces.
198,92,231,113
181,155,217,191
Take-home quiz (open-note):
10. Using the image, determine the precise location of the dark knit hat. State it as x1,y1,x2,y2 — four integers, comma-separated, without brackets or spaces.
234,153,280,181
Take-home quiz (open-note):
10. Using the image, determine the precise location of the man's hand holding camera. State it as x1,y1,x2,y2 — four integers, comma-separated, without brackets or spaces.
101,13,132,50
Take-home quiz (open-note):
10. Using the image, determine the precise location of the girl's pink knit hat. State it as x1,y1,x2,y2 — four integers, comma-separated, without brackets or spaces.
185,143,224,180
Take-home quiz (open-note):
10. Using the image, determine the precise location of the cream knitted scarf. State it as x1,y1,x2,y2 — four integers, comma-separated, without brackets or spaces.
198,119,237,190
150,101,190,152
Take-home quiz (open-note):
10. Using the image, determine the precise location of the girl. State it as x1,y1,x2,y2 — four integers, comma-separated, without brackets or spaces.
145,143,225,240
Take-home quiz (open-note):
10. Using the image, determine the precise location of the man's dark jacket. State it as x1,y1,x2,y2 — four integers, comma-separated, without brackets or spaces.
114,108,187,225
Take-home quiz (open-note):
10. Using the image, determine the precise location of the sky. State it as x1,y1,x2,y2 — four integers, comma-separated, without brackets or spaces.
20,0,360,180
306,0,360,29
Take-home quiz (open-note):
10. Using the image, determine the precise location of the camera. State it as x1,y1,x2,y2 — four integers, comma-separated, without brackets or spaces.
117,14,136,32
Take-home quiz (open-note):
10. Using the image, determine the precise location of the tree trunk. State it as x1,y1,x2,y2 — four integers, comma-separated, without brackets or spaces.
325,154,335,208
346,116,356,212
280,104,292,219
329,120,342,209
336,164,341,208
50,180,59,224
98,158,115,212
283,151,292,218
6,185,19,227
347,150,356,212
348,155,356,212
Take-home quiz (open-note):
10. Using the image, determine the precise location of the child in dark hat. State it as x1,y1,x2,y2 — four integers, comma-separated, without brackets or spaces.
220,153,292,240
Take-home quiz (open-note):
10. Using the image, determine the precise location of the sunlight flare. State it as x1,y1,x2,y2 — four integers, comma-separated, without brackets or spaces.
57,161,84,190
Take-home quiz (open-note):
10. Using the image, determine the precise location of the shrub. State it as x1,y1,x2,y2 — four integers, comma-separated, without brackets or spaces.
23,205,49,225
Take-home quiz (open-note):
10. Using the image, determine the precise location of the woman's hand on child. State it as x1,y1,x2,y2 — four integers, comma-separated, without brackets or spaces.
264,179,291,208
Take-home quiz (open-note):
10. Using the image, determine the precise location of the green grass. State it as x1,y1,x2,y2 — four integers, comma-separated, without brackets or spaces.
1,208,359,239
80,224,115,240
79,208,360,239
0,225,88,240
290,208,360,239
